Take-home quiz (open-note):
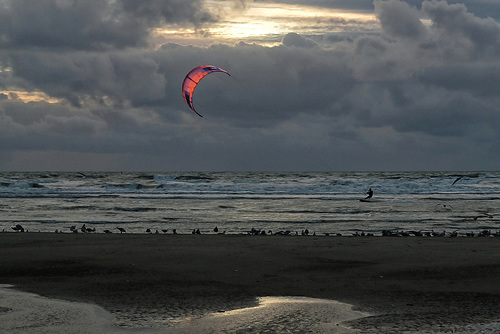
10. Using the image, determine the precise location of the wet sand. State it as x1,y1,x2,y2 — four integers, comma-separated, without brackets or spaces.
1,233,500,332
0,284,133,334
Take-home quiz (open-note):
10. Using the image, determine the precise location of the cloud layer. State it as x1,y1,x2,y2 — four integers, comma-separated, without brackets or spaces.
1,0,499,171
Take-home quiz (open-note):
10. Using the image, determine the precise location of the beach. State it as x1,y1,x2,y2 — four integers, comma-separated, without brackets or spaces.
1,233,500,333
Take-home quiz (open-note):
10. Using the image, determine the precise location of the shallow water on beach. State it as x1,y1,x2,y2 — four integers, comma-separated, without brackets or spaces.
0,171,499,236
168,296,370,334
0,285,367,334
3,284,500,333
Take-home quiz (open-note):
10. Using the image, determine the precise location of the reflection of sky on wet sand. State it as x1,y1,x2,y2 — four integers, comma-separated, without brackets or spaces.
2,284,366,334
170,296,370,334
4,285,500,333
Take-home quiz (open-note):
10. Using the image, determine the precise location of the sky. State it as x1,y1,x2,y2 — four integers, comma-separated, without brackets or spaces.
1,0,500,172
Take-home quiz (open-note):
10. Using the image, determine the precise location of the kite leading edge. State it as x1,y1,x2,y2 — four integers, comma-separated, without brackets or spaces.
182,65,230,117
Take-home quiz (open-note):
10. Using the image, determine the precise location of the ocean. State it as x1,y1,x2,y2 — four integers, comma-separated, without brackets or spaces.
1,171,499,236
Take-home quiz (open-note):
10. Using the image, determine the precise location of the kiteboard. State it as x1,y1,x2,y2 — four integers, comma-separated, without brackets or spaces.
359,198,381,202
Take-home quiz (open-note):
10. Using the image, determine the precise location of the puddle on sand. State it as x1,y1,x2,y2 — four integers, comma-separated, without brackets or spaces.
2,285,500,334
0,285,369,334
167,296,371,334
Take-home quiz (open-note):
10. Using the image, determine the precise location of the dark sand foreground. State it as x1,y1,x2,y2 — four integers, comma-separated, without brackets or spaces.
2,233,500,332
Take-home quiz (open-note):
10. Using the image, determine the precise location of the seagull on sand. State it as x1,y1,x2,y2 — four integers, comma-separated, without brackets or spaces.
431,230,446,237
117,227,126,233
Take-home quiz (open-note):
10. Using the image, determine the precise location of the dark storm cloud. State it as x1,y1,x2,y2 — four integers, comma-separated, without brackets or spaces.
350,0,500,80
5,50,166,107
120,0,215,26
375,0,427,39
1,0,500,171
153,41,356,127
447,0,500,20
0,0,213,50
282,33,319,48
418,64,500,97
422,1,500,58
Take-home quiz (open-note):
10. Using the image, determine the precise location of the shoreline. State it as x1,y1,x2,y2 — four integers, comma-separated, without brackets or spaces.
2,233,500,332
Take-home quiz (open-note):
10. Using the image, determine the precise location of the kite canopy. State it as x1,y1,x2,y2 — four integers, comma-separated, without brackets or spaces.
182,65,230,117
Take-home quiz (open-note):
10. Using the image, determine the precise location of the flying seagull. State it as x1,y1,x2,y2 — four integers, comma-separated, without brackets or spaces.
451,176,462,186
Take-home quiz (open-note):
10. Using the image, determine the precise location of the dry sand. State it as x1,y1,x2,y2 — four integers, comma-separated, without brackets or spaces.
1,233,500,332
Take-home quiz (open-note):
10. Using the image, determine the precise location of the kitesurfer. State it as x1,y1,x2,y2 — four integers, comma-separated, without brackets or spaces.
365,188,373,199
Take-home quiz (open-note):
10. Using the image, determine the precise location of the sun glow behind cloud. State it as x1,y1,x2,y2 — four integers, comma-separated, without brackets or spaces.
0,90,61,104
154,1,378,46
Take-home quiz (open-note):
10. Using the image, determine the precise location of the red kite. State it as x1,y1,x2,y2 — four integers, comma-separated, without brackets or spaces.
182,65,230,117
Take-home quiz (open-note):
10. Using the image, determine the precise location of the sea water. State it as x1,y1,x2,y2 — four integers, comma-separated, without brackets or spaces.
0,171,499,236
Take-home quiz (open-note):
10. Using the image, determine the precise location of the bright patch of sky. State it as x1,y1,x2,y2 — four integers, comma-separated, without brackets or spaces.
0,90,61,103
154,1,379,46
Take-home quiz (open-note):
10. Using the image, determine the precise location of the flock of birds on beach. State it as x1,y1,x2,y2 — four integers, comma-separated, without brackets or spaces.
5,223,500,238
